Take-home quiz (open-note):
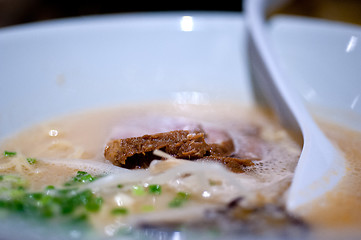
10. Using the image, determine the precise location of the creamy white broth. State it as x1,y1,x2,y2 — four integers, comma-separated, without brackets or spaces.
297,121,361,235
0,103,302,236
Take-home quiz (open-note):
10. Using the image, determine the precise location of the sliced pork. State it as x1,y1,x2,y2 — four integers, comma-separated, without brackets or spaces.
104,116,263,172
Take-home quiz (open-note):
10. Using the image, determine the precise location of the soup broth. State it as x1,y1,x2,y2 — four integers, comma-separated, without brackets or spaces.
296,120,361,238
0,102,318,237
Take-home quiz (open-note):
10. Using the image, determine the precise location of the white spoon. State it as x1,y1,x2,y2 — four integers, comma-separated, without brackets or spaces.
244,0,346,213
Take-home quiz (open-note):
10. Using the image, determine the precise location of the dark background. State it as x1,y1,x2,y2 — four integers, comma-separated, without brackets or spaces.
0,0,360,28
0,0,243,27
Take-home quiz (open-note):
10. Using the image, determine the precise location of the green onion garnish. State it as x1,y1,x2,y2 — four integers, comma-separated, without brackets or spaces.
111,207,128,215
3,151,16,157
45,185,55,190
148,184,162,195
85,196,103,212
141,205,155,212
1,175,28,187
26,158,37,165
132,185,145,196
0,173,104,224
168,192,190,208
73,171,95,183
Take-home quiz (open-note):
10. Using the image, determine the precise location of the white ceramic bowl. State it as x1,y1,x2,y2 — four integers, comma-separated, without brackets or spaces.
0,12,360,240
0,12,253,240
0,12,251,140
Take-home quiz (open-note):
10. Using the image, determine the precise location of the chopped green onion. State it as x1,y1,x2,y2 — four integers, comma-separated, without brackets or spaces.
132,185,145,196
168,192,190,208
65,171,97,186
1,175,28,188
45,185,55,190
3,151,16,157
0,174,103,223
141,205,155,212
111,207,128,215
26,158,37,165
73,171,95,183
148,184,162,195
85,196,103,212
8,188,26,199
70,213,88,223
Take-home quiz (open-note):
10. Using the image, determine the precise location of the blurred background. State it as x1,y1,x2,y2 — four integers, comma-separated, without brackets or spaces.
0,0,360,28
